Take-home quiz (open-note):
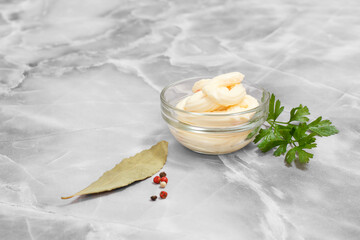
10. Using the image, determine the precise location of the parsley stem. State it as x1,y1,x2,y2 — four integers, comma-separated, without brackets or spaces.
274,121,289,124
289,139,297,148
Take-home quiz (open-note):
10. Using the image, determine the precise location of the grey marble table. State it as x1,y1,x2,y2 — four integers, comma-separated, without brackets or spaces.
1,0,359,239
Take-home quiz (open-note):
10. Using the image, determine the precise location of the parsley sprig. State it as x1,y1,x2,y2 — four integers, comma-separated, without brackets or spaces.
254,94,339,164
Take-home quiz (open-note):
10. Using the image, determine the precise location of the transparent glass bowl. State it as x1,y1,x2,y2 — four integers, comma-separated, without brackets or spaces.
160,77,270,155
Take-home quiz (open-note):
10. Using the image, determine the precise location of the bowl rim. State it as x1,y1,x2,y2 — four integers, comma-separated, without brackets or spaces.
160,76,270,117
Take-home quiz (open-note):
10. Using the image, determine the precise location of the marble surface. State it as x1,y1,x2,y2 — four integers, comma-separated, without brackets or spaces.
1,0,360,239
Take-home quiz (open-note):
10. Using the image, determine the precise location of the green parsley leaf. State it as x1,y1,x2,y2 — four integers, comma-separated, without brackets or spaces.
292,123,309,142
247,126,261,139
254,94,339,166
255,128,284,152
267,94,284,121
297,133,316,146
296,148,314,164
285,148,297,164
308,117,339,136
285,147,313,164
289,104,310,123
253,128,270,144
301,143,317,149
274,143,287,156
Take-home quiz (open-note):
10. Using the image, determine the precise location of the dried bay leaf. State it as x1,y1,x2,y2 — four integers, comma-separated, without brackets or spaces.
61,141,168,199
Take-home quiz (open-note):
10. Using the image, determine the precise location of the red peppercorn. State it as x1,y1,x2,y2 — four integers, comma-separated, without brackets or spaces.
160,177,168,183
153,176,160,184
160,191,168,199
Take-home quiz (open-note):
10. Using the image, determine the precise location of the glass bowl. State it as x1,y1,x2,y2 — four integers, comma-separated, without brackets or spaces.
160,76,270,155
